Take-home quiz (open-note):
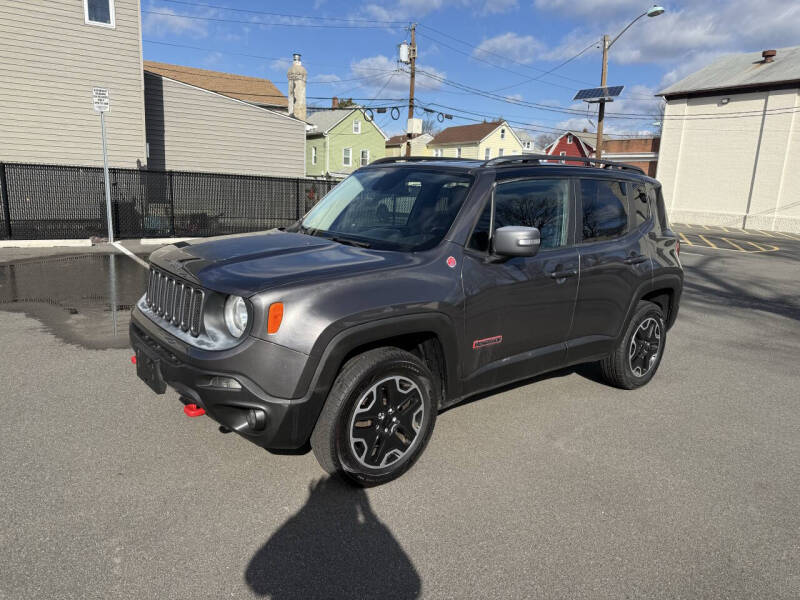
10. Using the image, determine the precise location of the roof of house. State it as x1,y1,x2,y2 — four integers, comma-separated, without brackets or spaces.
544,130,596,156
658,45,800,97
306,108,388,139
143,61,287,108
515,129,534,144
429,120,505,145
385,133,432,147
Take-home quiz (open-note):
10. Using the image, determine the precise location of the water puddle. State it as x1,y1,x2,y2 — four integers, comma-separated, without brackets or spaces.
0,253,149,349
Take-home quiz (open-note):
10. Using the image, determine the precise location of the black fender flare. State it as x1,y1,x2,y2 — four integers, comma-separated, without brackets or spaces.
616,273,683,343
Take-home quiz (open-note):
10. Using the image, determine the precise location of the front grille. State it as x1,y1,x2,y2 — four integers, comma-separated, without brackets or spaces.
145,267,204,337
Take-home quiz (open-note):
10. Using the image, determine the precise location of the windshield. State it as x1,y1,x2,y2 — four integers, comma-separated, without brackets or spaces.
292,168,474,251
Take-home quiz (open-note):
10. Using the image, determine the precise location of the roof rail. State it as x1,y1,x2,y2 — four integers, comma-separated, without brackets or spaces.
484,153,645,174
369,156,477,165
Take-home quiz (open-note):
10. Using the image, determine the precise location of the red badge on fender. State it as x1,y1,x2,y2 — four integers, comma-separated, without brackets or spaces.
446,256,457,268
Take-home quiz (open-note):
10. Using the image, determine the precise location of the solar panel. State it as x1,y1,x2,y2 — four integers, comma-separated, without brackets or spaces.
573,86,624,102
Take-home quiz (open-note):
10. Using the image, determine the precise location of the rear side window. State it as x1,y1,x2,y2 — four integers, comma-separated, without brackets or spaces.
580,179,628,241
469,178,571,252
630,182,651,228
648,183,671,232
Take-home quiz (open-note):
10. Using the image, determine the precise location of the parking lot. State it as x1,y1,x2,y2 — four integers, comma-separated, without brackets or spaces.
1,231,799,599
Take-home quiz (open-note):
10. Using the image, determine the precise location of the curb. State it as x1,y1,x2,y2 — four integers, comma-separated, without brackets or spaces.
0,239,93,248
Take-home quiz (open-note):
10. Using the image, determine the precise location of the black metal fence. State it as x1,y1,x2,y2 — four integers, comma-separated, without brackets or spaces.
0,162,340,240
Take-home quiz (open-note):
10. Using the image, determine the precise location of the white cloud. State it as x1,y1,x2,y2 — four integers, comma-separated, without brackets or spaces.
473,33,544,65
482,0,518,15
313,74,343,84
534,0,642,19
350,55,445,97
505,93,523,102
202,52,223,68
142,5,208,38
270,58,291,72
553,84,663,137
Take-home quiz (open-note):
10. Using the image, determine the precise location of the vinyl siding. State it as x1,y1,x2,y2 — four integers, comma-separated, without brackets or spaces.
306,137,327,176
428,122,522,160
144,73,305,176
323,112,386,175
0,0,147,167
658,87,800,232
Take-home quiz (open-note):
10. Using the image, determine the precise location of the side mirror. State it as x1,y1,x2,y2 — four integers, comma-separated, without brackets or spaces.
493,226,541,257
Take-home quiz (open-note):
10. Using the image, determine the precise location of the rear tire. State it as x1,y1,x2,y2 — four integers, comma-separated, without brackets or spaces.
600,301,666,389
310,347,437,486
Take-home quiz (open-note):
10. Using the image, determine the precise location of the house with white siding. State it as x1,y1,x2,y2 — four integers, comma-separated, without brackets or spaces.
0,0,306,177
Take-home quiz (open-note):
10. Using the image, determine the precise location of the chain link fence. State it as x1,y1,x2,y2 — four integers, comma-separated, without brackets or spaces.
0,162,339,240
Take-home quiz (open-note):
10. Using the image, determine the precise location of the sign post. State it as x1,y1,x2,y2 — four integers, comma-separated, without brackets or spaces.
93,87,114,242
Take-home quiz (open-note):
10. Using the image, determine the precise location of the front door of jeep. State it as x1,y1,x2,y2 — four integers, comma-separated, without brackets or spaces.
461,177,579,395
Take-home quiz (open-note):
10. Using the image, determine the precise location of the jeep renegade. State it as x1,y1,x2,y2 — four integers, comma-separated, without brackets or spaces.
130,154,683,486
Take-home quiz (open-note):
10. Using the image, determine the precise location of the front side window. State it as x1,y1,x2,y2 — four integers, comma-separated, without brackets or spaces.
353,120,361,134
457,147,462,158
580,179,628,241
498,148,504,157
434,148,442,157
500,128,506,139
85,0,114,26
296,168,474,251
484,148,490,160
311,146,318,165
567,134,573,144
469,178,571,253
343,147,352,167
360,149,369,166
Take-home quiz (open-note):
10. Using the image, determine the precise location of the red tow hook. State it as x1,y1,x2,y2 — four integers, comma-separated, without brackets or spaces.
183,403,206,418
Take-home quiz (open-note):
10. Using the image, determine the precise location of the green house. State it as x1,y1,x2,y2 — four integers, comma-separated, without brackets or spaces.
305,108,388,177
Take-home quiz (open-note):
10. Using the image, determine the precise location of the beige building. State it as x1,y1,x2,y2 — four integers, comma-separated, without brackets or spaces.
385,133,433,157
0,0,147,167
428,121,523,160
143,63,305,176
657,46,800,232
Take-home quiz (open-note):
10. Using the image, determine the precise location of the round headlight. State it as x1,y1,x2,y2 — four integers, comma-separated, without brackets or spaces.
223,295,248,338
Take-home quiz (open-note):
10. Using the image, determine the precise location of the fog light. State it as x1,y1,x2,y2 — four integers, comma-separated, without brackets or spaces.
209,376,242,390
246,409,267,432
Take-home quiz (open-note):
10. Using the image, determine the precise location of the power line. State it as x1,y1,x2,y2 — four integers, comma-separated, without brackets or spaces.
156,0,407,24
491,40,600,93
141,9,400,29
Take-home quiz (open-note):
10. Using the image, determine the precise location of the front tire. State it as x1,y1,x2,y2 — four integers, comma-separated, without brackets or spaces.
311,347,437,486
599,300,666,389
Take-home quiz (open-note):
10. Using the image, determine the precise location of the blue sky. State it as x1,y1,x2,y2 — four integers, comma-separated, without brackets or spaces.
141,0,799,142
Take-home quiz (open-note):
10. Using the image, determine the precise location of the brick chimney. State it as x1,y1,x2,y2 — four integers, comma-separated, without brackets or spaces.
331,96,339,109
287,53,307,120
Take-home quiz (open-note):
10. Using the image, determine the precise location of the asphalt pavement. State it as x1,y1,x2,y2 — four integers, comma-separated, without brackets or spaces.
1,233,798,599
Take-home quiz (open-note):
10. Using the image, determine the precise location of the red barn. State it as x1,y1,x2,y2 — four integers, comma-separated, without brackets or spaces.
544,131,595,164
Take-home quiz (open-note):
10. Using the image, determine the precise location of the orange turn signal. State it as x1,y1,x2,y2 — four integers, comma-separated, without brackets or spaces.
267,302,284,334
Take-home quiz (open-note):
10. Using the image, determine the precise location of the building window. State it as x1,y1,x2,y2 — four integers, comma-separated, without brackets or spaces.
311,146,317,165
498,148,504,157
434,149,442,157
567,134,573,144
457,147,462,158
360,149,369,166
559,150,566,164
484,148,490,160
353,120,361,134
500,128,506,139
84,0,115,27
343,147,352,167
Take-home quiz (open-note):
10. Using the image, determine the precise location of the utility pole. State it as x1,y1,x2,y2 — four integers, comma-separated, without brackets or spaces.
405,23,417,157
596,34,609,160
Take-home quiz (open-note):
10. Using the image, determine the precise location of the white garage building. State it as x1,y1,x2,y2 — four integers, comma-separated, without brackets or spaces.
656,46,800,233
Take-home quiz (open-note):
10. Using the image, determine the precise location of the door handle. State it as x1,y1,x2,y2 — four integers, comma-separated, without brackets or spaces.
623,254,648,265
549,269,577,279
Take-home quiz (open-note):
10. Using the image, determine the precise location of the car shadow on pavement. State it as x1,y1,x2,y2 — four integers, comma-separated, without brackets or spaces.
244,476,421,599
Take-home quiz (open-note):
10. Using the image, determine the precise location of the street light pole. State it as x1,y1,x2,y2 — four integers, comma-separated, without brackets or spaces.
595,5,665,159
405,23,417,157
596,34,609,159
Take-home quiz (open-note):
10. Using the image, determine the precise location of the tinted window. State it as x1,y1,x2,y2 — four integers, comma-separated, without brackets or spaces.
649,183,670,231
630,182,651,228
469,178,571,252
580,179,628,241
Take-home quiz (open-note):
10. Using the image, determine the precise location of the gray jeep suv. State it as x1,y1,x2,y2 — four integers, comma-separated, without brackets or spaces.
130,155,683,485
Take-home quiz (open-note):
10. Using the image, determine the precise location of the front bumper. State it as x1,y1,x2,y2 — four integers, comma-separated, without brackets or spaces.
129,309,323,449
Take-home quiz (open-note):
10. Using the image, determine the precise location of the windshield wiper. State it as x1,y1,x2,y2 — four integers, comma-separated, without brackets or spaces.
330,236,372,248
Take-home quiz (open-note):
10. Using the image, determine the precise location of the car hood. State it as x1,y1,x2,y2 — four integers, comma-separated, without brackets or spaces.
148,230,420,297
